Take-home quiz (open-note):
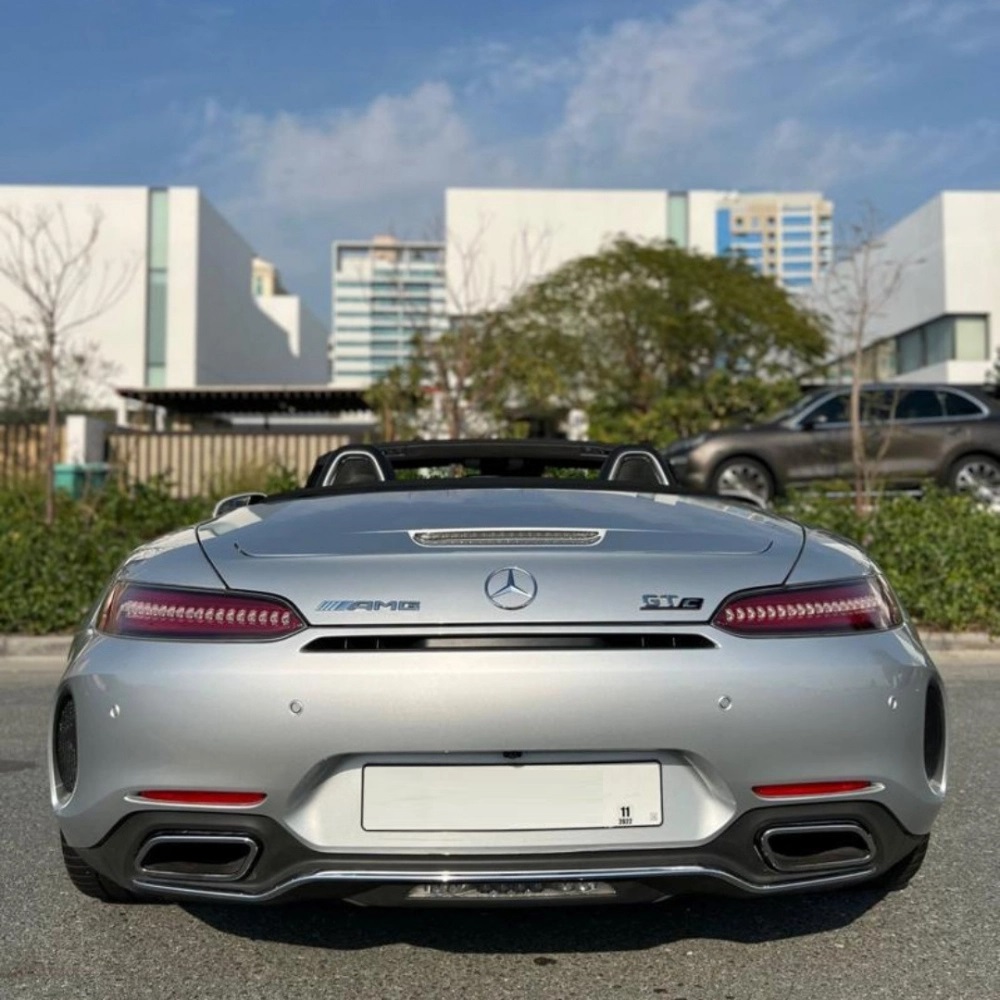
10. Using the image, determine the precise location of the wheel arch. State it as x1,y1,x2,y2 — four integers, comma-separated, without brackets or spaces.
940,449,1000,488
708,452,782,497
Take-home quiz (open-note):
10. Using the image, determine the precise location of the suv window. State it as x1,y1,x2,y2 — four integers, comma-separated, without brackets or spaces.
942,390,984,417
894,389,944,421
804,393,849,425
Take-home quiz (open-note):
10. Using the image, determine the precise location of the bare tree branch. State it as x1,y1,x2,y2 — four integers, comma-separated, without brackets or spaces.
0,203,138,522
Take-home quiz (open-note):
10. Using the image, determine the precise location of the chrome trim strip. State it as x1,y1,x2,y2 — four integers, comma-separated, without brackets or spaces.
135,833,259,883
757,822,875,873
133,861,876,902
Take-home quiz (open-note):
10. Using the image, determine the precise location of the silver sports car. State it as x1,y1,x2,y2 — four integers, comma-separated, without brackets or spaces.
51,440,946,907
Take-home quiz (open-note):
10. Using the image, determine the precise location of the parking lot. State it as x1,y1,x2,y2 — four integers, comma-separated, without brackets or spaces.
1,653,997,1000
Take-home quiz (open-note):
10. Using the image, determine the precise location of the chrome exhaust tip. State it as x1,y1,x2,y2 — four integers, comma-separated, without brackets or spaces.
135,833,259,882
758,822,875,873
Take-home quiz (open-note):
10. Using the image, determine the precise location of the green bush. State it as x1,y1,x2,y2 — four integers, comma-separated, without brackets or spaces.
0,479,209,635
780,489,1000,634
1,481,996,635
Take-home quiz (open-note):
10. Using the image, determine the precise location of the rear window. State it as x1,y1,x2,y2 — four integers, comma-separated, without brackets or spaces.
942,391,985,417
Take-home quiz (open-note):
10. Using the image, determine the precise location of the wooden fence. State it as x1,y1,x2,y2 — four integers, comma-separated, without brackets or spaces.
0,423,63,484
106,429,352,497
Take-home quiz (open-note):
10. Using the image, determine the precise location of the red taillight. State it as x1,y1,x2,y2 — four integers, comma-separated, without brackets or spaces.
99,583,305,640
136,790,266,806
753,781,873,799
713,577,901,635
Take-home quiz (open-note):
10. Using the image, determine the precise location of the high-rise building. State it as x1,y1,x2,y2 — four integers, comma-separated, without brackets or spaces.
331,236,447,388
715,192,833,288
445,188,834,315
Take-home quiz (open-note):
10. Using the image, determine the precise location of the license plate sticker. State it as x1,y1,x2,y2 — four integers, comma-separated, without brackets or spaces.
362,762,662,832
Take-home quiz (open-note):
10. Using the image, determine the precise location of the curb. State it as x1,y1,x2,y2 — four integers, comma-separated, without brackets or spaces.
0,631,996,658
919,631,997,653
0,636,74,658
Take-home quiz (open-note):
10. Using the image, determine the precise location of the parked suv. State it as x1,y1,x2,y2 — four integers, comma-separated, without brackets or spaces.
664,383,1000,505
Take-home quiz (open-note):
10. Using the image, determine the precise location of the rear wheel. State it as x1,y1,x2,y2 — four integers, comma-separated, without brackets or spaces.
947,453,1000,496
61,835,136,903
869,835,930,892
710,457,775,506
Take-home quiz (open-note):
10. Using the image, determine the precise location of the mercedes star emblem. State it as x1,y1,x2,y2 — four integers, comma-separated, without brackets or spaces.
484,567,538,610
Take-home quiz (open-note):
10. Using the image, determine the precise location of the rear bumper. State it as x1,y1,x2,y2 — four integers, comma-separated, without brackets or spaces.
78,802,924,906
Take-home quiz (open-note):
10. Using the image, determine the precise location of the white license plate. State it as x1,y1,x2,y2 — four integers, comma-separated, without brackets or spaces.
362,762,662,832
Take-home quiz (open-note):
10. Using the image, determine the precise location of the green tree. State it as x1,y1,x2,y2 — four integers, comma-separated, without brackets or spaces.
367,238,828,443
498,238,828,443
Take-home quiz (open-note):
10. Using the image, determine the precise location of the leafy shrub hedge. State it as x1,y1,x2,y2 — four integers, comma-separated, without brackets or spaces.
0,479,210,635
1,480,996,635
780,489,1000,635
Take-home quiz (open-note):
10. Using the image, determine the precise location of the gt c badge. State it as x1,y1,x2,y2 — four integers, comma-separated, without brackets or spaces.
640,594,704,611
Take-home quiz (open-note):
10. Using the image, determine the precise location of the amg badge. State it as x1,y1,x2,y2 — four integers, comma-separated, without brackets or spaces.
316,599,421,612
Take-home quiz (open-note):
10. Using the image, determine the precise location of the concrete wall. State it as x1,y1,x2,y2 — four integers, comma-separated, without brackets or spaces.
821,191,999,382
941,192,1000,354
0,185,328,410
685,189,726,255
861,195,948,344
256,293,330,381
0,185,149,395
445,188,669,313
194,195,327,385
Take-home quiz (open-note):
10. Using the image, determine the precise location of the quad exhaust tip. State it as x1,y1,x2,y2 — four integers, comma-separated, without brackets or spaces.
135,833,259,882
758,822,875,873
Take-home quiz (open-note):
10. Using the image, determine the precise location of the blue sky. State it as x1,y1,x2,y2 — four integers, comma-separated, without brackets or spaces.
2,0,998,317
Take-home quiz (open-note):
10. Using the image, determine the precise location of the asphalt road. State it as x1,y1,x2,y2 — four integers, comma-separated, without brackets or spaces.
1,654,997,1000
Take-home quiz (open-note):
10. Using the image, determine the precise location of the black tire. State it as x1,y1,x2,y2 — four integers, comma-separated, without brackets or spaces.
869,835,930,892
710,457,775,505
61,835,136,903
946,453,1000,495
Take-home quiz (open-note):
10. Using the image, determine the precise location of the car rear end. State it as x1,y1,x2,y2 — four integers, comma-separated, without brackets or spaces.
51,488,946,905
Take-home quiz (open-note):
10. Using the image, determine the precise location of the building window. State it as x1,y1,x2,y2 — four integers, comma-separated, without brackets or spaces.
894,315,989,374
955,316,989,360
145,189,169,387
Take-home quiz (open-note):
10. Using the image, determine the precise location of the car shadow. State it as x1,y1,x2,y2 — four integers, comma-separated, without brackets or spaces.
182,888,888,953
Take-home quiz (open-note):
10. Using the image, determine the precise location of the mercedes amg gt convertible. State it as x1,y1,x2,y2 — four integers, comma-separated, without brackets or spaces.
51,440,946,907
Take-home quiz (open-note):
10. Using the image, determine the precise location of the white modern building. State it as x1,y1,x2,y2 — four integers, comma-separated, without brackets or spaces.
445,187,833,314
820,191,998,384
0,185,327,413
331,236,447,388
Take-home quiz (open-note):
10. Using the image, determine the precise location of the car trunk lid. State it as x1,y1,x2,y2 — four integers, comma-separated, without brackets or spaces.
196,488,804,626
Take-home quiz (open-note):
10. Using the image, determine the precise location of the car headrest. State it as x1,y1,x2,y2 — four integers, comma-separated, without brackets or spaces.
324,447,395,488
599,446,670,487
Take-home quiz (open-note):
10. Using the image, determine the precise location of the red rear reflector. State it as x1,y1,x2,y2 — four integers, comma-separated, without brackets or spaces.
99,583,304,640
753,781,873,799
714,578,901,635
137,790,267,806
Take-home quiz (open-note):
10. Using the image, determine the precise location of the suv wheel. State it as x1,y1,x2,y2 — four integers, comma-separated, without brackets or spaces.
711,457,775,505
947,454,1000,496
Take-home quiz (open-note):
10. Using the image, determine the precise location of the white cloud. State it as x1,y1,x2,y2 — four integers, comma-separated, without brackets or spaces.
190,82,478,215
748,117,1000,193
176,0,1000,313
